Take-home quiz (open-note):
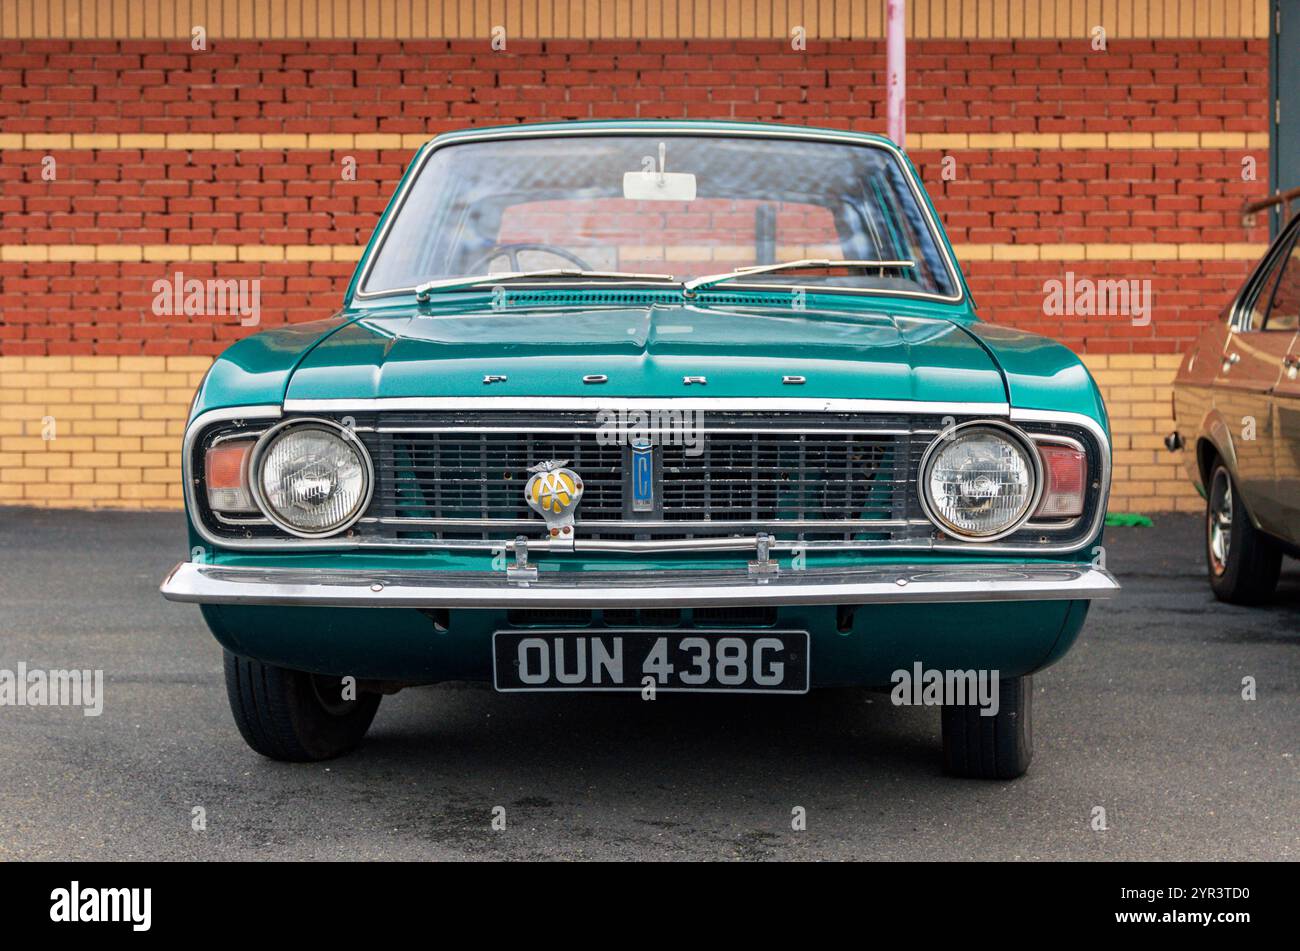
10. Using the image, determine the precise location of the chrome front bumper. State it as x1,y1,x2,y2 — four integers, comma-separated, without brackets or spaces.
161,561,1119,609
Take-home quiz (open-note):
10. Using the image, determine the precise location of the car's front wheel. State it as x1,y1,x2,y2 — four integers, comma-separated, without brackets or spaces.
223,650,381,761
1205,460,1281,604
941,675,1033,779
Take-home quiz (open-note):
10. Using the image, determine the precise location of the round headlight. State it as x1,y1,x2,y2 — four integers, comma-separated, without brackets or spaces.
920,423,1040,541
253,421,372,537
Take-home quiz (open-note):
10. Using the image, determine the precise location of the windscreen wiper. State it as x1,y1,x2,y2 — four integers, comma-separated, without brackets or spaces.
414,269,677,301
682,258,916,296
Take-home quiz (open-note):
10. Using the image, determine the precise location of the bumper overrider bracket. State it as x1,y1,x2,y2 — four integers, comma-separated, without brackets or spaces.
161,561,1119,610
747,532,780,580
505,535,538,583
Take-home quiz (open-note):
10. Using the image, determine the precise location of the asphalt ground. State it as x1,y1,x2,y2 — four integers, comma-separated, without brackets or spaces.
0,506,1295,860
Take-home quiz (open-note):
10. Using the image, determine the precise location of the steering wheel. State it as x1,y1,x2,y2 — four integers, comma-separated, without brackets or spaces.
464,243,595,274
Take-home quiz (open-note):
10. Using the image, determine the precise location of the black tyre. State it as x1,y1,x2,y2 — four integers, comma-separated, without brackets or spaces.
223,650,381,761
941,674,1033,779
1205,461,1281,605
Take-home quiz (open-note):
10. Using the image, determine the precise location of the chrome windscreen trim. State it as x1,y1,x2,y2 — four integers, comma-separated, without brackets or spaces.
1228,214,1299,332
161,561,1119,609
351,125,967,305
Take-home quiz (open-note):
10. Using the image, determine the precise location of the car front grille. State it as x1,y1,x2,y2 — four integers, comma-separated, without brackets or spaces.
353,410,936,544
194,408,1104,551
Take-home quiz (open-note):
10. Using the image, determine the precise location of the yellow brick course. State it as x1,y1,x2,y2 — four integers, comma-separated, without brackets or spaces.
0,1,1274,41
0,243,1268,266
1087,354,1203,514
3,123,1249,156
0,353,1204,513
0,356,201,509
0,244,368,264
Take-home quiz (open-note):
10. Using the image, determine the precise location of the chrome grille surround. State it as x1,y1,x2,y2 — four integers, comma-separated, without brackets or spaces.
186,401,1110,556
359,410,928,544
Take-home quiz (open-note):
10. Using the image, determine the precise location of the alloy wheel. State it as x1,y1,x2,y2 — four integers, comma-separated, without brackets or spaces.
1207,467,1233,576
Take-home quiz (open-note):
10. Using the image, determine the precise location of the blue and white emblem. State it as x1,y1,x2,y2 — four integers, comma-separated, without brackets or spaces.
630,440,654,513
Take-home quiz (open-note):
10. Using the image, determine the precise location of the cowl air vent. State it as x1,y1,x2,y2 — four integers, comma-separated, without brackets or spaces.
500,289,780,307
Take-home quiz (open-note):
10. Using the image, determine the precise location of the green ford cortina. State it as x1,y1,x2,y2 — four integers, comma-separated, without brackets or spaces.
161,120,1118,777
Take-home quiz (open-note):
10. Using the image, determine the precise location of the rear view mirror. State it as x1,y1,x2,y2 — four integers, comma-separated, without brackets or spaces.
623,170,697,202
623,141,696,201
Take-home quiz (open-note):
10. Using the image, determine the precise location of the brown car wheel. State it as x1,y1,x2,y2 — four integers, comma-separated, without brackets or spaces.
1205,461,1281,605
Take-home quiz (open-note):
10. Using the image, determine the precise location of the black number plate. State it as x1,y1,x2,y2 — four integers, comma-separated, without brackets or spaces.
492,628,810,694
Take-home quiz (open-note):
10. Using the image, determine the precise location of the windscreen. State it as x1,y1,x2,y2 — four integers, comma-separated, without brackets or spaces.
362,133,958,299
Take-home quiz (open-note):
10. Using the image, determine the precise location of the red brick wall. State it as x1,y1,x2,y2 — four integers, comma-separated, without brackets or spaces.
0,37,1272,357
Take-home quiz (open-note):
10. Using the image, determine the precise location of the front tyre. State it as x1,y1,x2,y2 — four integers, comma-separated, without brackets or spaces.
1205,461,1281,605
941,675,1033,779
223,650,381,761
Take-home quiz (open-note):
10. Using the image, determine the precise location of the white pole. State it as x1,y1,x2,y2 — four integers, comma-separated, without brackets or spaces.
887,0,906,148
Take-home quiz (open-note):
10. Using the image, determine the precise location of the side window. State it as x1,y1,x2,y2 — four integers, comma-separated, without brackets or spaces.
1240,237,1290,331
1263,241,1300,332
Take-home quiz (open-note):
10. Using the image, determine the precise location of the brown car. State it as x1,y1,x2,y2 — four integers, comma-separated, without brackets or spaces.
1170,216,1300,603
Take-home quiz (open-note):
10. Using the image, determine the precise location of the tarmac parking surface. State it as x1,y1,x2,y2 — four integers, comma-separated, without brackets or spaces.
0,507,1296,860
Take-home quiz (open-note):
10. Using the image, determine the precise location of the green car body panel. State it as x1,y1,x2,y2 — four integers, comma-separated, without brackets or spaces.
175,120,1112,689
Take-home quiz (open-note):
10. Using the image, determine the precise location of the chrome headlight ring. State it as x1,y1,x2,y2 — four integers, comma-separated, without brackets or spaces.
248,417,375,538
918,419,1044,542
